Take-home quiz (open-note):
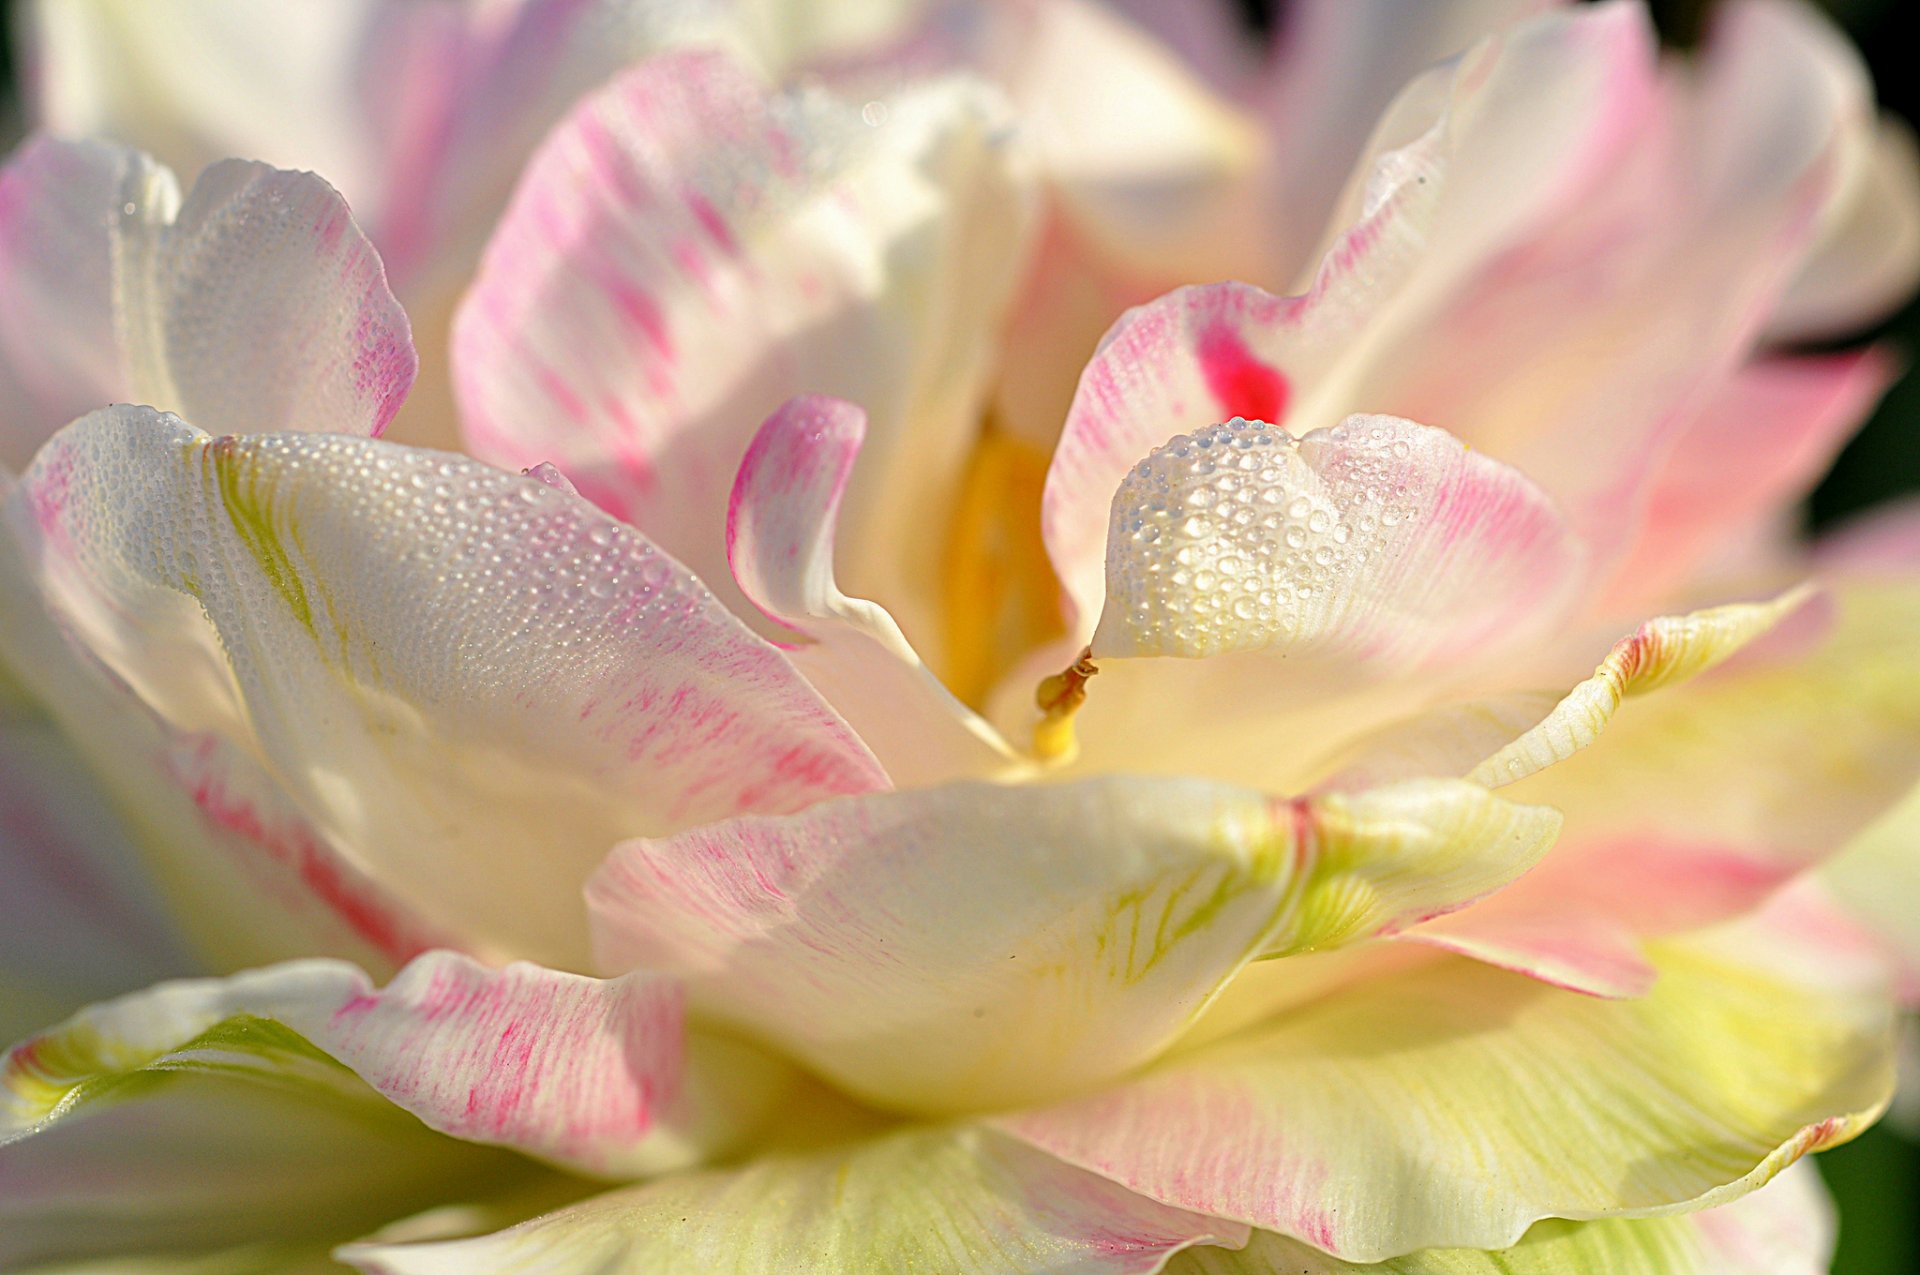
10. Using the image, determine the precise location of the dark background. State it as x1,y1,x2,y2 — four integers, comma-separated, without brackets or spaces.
1,0,1915,1268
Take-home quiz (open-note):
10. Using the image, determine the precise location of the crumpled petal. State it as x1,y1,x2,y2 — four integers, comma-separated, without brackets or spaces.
1170,1159,1833,1274
589,774,1557,1112
998,895,1892,1262
1090,415,1581,665
339,1124,1247,1274
727,395,1019,785
0,137,413,469
2,408,884,969
454,48,1034,647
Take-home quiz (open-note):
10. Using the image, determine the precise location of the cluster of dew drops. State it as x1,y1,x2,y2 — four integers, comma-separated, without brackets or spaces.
1110,417,1424,654
183,434,694,677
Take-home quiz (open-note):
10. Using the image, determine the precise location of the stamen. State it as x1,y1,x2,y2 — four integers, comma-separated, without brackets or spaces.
1033,646,1098,761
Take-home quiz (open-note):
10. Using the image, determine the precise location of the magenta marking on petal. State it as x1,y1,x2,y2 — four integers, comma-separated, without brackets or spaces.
1196,321,1289,424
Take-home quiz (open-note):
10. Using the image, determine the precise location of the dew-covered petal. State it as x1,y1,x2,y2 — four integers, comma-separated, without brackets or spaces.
0,137,413,469
999,897,1892,1262
589,775,1557,1113
341,1124,1246,1275
727,395,1020,785
1090,415,1581,665
2,407,884,968
1042,3,1655,628
455,49,1034,640
1169,1159,1834,1275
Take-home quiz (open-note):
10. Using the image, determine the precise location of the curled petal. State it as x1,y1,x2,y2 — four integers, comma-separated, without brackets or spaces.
455,49,1034,634
727,395,1020,785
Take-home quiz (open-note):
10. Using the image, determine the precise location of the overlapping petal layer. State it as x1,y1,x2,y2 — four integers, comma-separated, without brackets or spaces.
1172,1161,1833,1275
1000,899,1892,1261
1042,2,1653,630
1,409,884,968
0,138,413,469
590,775,1557,1111
341,1125,1246,1275
454,48,1034,646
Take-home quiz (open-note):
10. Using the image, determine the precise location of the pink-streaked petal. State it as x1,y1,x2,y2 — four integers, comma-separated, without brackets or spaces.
589,774,1558,1113
727,395,1019,785
999,895,1891,1262
1042,4,1655,630
1404,835,1801,998
341,1124,1248,1275
0,137,414,469
0,961,547,1269
3,408,884,968
455,48,1033,638
1090,415,1582,666
1598,349,1894,612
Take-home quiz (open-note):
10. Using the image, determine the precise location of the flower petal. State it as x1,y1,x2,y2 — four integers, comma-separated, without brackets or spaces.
1041,3,1654,630
454,48,1034,641
999,898,1892,1261
0,697,198,1043
1170,1159,1834,1274
3,408,884,968
1768,106,1920,341
3,951,783,1182
340,1125,1246,1274
589,775,1557,1112
1599,350,1894,612
0,964,543,1270
727,395,1020,785
1090,415,1580,665
0,137,414,468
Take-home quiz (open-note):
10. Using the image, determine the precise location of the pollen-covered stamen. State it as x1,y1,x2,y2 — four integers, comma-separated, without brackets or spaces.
1034,646,1098,760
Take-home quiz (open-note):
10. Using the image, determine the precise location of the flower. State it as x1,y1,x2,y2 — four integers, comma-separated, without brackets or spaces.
3,0,1920,1271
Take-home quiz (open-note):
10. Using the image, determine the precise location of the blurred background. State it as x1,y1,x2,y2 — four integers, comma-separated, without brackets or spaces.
0,0,1914,1269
